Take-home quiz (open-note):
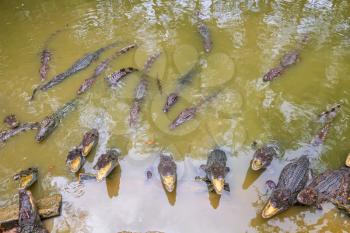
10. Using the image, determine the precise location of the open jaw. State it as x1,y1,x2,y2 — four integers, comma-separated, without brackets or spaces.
96,162,113,181
212,177,225,195
261,200,284,219
82,141,95,156
346,154,350,167
251,158,264,171
161,175,176,192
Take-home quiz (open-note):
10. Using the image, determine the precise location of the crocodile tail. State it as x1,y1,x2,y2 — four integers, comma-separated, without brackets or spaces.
29,87,39,101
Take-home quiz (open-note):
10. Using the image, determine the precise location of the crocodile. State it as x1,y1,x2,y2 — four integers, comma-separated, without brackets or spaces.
3,114,19,129
262,155,310,219
129,52,161,127
0,122,39,144
66,148,85,173
250,142,280,171
13,167,38,190
39,29,64,81
18,189,48,233
346,153,350,167
105,67,139,87
66,129,98,172
80,129,99,156
197,20,212,53
31,42,117,100
169,91,219,130
297,167,350,209
163,65,198,113
158,154,177,192
93,149,120,182
77,44,137,95
196,149,230,195
262,35,309,82
35,98,77,142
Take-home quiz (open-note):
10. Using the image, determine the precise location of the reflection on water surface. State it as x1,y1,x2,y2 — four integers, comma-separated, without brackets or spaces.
1,0,350,232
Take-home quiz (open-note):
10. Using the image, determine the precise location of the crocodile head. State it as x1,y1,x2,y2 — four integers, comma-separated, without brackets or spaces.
297,187,318,206
158,154,177,192
81,129,99,157
35,116,57,142
251,146,275,171
262,188,291,218
66,148,84,173
94,149,120,181
207,164,225,195
13,167,38,189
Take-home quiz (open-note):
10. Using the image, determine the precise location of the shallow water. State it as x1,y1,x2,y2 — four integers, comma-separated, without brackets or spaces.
1,0,350,232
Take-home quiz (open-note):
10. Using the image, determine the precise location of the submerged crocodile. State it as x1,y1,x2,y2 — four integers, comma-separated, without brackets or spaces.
39,30,64,81
3,114,19,129
262,35,309,82
77,44,137,95
196,149,230,195
93,149,120,181
0,122,39,144
169,91,219,130
158,154,177,193
105,67,139,87
129,52,161,127
18,189,48,233
262,155,310,219
66,129,99,173
13,167,38,190
297,167,350,209
196,13,212,53
250,142,280,171
163,65,199,113
31,42,117,100
35,98,78,142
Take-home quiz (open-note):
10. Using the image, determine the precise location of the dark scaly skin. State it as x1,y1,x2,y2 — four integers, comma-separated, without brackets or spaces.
39,49,51,81
0,122,39,144
262,155,310,218
77,44,137,95
197,149,230,195
198,22,212,53
39,30,64,81
31,42,117,100
251,143,279,171
169,107,197,130
3,114,19,129
169,91,219,130
262,51,299,82
158,154,177,193
105,67,139,87
93,149,120,181
262,65,284,82
13,167,38,189
297,167,350,208
163,67,198,113
129,52,160,127
35,98,77,142
18,190,48,233
80,129,99,157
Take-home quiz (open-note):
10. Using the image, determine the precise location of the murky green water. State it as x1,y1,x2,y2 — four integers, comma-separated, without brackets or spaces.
1,0,350,232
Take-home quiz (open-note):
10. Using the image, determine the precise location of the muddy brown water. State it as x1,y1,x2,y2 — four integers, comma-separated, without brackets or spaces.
1,0,350,232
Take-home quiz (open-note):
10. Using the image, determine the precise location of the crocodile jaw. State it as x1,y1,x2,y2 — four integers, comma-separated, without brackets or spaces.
251,158,264,171
346,153,350,167
212,178,224,195
82,142,94,157
262,200,282,219
162,175,176,192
